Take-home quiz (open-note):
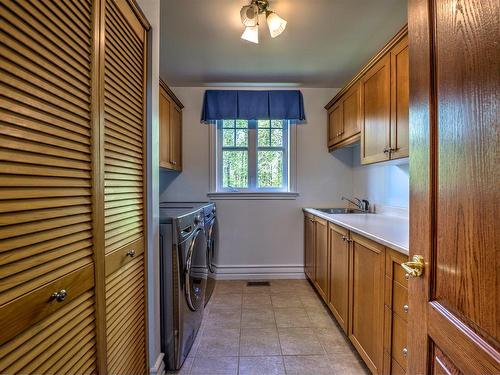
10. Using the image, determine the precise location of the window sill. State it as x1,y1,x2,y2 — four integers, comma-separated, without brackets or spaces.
207,191,299,200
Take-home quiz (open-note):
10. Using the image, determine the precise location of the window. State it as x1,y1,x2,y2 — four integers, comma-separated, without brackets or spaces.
210,119,297,196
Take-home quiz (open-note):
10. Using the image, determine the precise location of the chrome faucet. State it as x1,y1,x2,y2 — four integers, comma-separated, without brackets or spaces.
341,196,370,212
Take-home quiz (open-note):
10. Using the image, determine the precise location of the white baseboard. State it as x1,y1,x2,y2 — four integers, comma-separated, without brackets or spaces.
214,264,305,280
150,353,165,375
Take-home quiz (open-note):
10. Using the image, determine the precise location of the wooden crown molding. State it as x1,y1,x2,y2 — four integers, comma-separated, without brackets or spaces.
159,79,184,109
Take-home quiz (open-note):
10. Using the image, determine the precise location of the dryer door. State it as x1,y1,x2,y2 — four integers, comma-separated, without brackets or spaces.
184,228,207,311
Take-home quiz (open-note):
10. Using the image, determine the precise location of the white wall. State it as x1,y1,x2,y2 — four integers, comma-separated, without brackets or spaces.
351,144,409,209
160,87,355,278
135,0,162,373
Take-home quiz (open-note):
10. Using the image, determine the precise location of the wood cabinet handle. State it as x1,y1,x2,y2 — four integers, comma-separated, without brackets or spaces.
51,289,67,302
402,347,408,357
403,304,409,313
126,250,136,257
383,148,390,154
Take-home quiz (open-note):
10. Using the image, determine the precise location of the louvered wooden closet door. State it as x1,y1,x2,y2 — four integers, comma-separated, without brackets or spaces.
0,0,98,373
102,0,147,374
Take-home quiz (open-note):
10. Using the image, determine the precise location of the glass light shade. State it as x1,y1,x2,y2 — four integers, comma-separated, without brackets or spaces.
266,11,287,38
240,4,258,27
241,25,259,44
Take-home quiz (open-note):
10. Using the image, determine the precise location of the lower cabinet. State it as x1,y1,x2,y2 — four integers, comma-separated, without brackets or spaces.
349,233,386,375
314,217,328,300
327,223,350,333
303,211,409,375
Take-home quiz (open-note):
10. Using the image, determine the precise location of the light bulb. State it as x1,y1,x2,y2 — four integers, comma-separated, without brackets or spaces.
240,4,259,27
241,25,259,44
266,11,287,38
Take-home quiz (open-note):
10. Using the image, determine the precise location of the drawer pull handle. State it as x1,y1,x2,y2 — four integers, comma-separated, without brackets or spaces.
402,347,408,357
126,250,136,257
51,289,67,302
403,304,409,313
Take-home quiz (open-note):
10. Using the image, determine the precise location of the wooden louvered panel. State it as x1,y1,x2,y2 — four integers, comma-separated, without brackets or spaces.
0,0,95,320
105,255,146,375
101,1,148,373
0,290,96,374
103,0,145,257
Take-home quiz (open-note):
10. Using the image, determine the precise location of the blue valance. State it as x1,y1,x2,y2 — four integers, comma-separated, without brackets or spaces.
201,90,305,123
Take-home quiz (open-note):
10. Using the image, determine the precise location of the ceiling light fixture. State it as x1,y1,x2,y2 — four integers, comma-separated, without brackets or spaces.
240,0,287,44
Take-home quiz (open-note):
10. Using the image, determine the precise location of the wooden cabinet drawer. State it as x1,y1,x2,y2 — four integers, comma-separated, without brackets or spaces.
392,282,408,321
391,311,408,370
384,352,406,375
0,264,94,345
385,249,408,287
105,236,144,277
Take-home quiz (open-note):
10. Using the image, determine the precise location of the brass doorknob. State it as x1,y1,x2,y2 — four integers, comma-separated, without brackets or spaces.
401,255,425,277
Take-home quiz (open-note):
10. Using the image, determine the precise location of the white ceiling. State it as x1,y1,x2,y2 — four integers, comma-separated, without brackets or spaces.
159,0,407,88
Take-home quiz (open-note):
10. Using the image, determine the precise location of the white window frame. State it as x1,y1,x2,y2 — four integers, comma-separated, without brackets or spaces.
208,120,298,200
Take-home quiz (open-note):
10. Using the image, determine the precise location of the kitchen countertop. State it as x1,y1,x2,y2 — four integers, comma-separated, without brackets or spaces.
303,208,409,255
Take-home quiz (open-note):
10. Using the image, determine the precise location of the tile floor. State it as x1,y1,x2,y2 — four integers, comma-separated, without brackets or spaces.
169,279,369,375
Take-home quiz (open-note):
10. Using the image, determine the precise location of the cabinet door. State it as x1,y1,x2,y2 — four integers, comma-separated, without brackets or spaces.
159,89,173,169
170,103,182,170
360,54,391,164
328,102,343,148
327,224,350,333
102,0,147,373
0,0,97,371
389,36,409,160
314,217,328,300
349,234,385,375
342,84,361,140
304,214,315,281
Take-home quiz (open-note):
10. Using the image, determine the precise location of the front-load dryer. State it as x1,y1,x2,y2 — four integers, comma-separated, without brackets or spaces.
160,207,207,370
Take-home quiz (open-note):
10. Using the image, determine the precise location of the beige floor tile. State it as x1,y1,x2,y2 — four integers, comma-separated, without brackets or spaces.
242,293,272,306
306,309,336,328
241,307,276,328
239,327,281,356
328,351,370,374
277,328,325,355
238,356,286,375
204,307,241,328
197,328,240,357
314,327,351,354
216,280,246,289
274,307,312,328
271,294,303,308
283,355,334,375
190,356,238,375
209,293,243,308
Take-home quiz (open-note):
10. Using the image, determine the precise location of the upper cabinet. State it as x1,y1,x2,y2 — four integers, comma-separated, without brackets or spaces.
326,26,408,165
159,80,183,171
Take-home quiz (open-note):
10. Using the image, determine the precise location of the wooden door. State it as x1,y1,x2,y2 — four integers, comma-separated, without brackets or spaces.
408,0,500,374
0,0,98,372
349,233,385,375
314,217,328,300
342,84,361,141
100,0,149,373
159,87,173,169
327,102,343,148
360,54,391,164
389,36,409,160
327,223,350,333
170,103,182,170
304,213,315,281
